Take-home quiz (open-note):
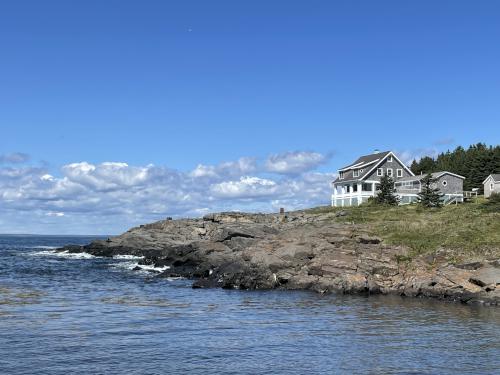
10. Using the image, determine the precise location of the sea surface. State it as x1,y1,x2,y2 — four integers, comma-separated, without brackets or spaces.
0,235,499,375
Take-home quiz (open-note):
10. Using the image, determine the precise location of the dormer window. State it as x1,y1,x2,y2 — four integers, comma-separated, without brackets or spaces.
339,171,345,180
387,155,393,162
353,169,359,178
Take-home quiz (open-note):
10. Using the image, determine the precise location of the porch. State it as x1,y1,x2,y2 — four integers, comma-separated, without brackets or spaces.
331,181,378,207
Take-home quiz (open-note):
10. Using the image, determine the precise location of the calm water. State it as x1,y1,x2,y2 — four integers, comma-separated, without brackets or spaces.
0,235,499,375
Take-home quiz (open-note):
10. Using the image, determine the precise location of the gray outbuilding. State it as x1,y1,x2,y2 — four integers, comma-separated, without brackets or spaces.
483,174,500,198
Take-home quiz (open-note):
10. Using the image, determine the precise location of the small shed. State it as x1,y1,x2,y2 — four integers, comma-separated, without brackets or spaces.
483,174,500,198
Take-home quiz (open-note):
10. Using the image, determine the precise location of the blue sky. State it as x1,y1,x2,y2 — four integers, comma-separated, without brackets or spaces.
1,1,499,234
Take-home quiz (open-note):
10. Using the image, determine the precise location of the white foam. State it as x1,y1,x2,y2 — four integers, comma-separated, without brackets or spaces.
112,254,144,260
137,263,170,272
26,246,59,250
111,260,170,273
30,249,97,259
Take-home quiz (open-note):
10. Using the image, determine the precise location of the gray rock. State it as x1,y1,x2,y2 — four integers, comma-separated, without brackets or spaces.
57,210,500,306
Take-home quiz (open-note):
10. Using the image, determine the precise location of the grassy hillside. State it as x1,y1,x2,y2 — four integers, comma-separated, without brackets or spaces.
307,198,500,263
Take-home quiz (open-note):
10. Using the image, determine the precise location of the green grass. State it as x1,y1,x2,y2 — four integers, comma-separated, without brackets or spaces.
306,199,500,262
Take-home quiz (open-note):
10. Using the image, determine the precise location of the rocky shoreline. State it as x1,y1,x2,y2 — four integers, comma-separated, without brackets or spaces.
59,211,500,306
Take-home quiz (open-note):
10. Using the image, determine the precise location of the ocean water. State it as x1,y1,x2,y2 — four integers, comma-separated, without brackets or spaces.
0,235,499,375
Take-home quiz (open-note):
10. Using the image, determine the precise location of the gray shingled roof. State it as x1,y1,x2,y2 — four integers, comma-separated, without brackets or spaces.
333,151,390,183
489,174,500,182
338,151,391,171
332,151,391,183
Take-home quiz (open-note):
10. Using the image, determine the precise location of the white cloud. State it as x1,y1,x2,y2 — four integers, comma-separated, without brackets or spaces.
190,157,257,179
0,151,333,234
211,176,278,199
265,151,329,174
41,174,54,181
0,152,30,164
46,212,65,217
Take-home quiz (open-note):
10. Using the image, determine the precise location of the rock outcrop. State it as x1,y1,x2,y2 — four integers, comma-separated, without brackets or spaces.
60,211,500,306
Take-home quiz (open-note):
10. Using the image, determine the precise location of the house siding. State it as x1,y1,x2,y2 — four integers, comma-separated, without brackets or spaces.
364,157,413,182
484,177,500,198
434,174,463,195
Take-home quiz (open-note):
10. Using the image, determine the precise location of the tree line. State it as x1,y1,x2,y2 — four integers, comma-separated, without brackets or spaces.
409,143,500,192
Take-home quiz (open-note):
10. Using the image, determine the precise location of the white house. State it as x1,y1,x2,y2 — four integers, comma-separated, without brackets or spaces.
331,150,465,207
483,174,500,198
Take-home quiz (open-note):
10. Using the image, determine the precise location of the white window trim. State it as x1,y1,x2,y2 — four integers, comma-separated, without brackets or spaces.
387,168,393,177
339,171,344,180
387,155,393,162
442,180,447,186
353,169,359,177
377,168,383,176
397,169,403,177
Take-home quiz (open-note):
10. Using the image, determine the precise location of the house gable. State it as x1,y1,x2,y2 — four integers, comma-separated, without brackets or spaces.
363,152,414,182
333,151,414,183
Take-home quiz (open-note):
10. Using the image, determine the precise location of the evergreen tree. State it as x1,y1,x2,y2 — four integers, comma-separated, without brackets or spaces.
417,174,444,208
409,143,500,193
411,156,436,175
375,175,399,205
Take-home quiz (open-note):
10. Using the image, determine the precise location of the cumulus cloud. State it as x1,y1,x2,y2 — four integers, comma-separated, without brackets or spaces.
190,157,257,179
211,176,278,199
0,152,30,164
0,151,334,234
265,151,329,175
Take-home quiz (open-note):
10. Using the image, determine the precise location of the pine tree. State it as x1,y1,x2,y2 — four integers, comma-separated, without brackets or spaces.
408,143,499,193
375,175,399,205
417,174,444,208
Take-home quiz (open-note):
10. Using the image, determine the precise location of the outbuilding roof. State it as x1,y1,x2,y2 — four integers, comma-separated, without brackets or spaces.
397,171,465,182
483,174,500,184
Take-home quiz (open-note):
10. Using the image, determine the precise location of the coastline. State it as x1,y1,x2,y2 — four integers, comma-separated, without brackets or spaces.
58,210,500,306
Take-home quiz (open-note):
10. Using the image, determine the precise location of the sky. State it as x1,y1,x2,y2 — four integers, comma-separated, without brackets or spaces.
1,1,499,234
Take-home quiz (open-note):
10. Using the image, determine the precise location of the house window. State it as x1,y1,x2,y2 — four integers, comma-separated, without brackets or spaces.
359,169,363,174
377,168,383,176
362,183,372,191
397,169,403,178
339,171,344,180
442,180,447,186
353,169,359,177
387,155,393,162
387,168,393,177
490,183,494,190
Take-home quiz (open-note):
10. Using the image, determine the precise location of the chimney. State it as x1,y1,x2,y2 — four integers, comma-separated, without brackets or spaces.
373,149,380,154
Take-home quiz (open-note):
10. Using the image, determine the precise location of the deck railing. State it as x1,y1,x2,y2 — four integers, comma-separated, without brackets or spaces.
463,190,478,199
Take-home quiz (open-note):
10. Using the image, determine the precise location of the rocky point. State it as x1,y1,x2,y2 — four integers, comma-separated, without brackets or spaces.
59,210,500,306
